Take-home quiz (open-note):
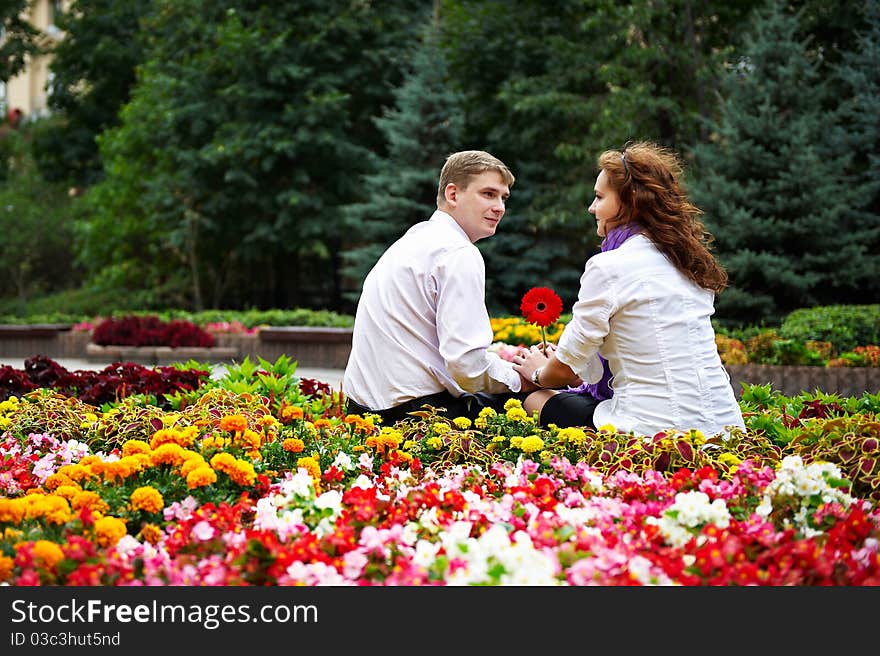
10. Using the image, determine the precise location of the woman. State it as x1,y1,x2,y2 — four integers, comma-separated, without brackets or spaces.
512,141,745,438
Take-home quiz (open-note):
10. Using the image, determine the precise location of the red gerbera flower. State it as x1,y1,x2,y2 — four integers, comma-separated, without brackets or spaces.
520,287,563,327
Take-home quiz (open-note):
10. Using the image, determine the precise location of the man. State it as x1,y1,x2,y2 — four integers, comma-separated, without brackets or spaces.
343,150,531,423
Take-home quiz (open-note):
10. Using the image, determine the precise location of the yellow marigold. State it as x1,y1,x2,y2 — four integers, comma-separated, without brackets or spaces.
557,427,587,447
718,453,742,467
0,498,24,524
179,456,208,477
237,429,262,451
403,439,417,450
395,450,413,463
227,460,257,487
150,443,187,467
506,407,528,422
200,435,230,451
597,423,617,434
140,523,163,545
94,516,127,548
53,484,82,500
478,406,497,419
0,554,13,582
510,436,524,448
282,405,305,421
474,417,488,429
283,438,305,453
55,464,92,483
687,429,706,445
258,414,279,429
31,540,65,570
503,398,523,411
491,435,506,443
122,440,151,457
71,490,109,514
520,435,545,454
431,422,451,435
452,417,472,429
130,486,164,514
210,452,236,472
220,414,248,432
426,437,443,450
186,466,217,489
379,427,402,448
150,428,177,449
296,456,321,481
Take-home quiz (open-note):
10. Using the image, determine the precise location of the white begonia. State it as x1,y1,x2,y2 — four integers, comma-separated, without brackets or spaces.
646,490,731,549
314,489,343,512
352,474,374,490
332,450,355,471
412,539,441,569
755,455,855,534
285,469,316,498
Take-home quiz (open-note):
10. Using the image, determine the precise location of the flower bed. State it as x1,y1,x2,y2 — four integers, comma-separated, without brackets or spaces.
1,360,879,586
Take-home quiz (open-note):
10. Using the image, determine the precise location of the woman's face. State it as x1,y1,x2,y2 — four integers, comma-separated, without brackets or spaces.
588,169,621,238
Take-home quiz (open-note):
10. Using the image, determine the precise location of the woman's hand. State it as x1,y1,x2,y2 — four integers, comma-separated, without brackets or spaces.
511,346,551,387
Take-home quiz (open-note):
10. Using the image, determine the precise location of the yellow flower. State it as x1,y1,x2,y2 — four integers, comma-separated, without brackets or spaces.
431,423,451,435
227,460,257,487
122,440,151,457
718,453,742,467
557,427,587,447
0,554,14,582
30,540,65,570
130,486,164,514
452,417,472,430
687,428,706,445
179,456,208,477
597,423,617,434
186,466,217,489
94,516,127,548
426,437,443,449
519,435,545,454
140,524,163,545
506,407,528,422
478,406,497,419
474,417,488,429
503,398,523,411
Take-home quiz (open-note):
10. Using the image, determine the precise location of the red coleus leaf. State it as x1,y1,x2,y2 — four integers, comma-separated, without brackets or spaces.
520,287,563,327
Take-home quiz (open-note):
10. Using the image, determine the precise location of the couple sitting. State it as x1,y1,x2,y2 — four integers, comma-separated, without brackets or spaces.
342,147,745,438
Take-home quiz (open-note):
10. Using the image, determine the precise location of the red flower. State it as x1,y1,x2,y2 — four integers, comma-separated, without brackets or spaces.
520,287,563,327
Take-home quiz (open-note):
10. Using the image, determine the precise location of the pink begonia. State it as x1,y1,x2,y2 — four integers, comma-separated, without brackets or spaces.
342,550,368,579
192,520,216,541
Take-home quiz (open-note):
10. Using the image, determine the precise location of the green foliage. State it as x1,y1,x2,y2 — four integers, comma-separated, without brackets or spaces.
340,22,464,306
778,304,880,352
30,0,150,186
692,3,875,327
74,0,425,312
0,130,80,306
0,0,41,83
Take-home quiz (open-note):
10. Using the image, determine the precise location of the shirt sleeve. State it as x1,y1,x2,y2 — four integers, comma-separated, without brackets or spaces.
555,258,617,383
434,246,522,394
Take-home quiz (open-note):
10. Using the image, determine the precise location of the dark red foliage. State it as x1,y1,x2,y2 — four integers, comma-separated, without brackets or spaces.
0,356,210,408
299,377,332,398
92,315,215,347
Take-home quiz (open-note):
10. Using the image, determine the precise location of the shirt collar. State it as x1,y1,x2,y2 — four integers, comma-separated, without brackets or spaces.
430,210,471,243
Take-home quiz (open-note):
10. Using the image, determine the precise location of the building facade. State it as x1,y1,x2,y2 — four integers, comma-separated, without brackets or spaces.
3,0,66,118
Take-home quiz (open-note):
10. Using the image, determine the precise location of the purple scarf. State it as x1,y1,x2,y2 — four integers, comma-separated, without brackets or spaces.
567,223,641,400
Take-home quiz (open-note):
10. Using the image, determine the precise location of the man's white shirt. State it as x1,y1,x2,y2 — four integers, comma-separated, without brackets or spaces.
343,210,521,410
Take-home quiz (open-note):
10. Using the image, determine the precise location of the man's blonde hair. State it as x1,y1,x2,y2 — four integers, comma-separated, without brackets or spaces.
437,150,515,206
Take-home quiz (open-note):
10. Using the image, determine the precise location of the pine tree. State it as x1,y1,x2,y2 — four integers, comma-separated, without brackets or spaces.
340,24,465,305
833,0,880,289
691,1,868,327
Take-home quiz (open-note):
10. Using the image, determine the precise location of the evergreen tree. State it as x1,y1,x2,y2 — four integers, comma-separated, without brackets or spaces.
340,23,464,306
833,0,880,289
691,1,867,327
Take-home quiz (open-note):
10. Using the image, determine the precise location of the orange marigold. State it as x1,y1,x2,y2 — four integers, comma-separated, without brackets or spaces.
281,405,304,421
130,486,164,514
139,523,163,545
94,516,127,548
283,438,305,453
0,554,13,582
186,466,217,489
122,440,151,457
30,540,65,570
220,415,248,432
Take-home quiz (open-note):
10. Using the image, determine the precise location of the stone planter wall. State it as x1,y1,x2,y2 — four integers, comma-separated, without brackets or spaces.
1,325,879,397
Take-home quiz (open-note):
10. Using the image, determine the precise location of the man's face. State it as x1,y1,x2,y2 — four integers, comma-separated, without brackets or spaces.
443,170,510,242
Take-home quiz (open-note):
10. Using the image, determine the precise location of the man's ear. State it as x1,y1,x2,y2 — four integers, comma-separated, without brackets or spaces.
443,182,458,207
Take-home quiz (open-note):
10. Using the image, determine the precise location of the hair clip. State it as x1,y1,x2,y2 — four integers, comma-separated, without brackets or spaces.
620,151,629,175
